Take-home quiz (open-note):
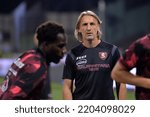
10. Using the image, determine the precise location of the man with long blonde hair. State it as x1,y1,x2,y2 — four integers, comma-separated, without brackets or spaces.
63,10,126,100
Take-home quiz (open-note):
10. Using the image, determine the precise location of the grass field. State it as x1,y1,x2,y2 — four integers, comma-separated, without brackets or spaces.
51,83,135,100
0,77,135,100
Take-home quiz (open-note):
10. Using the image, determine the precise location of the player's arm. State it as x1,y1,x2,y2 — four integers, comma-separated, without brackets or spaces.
0,85,27,100
115,82,127,100
1,61,46,99
63,79,73,100
118,83,127,100
111,61,150,89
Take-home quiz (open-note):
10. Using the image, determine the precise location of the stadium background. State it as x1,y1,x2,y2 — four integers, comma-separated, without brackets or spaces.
0,0,150,99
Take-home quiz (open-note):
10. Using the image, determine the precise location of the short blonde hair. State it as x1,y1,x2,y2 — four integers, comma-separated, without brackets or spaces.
74,10,102,42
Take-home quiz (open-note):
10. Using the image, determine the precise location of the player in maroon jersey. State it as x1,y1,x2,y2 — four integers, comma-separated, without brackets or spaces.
33,33,52,99
112,34,150,99
0,21,67,99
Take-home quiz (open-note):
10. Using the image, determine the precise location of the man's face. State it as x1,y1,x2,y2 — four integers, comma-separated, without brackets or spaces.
45,33,67,63
78,15,100,41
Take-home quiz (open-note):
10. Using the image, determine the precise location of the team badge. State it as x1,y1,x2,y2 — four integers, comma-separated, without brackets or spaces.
99,52,108,60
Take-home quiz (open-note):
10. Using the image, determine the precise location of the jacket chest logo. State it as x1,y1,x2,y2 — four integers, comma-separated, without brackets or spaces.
99,52,108,60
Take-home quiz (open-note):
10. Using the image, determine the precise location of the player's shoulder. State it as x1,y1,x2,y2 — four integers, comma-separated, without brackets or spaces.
22,57,46,74
71,44,83,51
68,44,83,56
138,34,150,42
100,40,118,50
18,49,46,71
20,49,41,61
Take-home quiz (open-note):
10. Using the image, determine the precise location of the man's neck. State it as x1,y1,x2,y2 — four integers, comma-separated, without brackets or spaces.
82,39,101,48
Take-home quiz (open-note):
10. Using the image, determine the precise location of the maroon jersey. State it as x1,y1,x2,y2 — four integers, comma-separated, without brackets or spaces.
0,49,49,99
120,35,150,99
